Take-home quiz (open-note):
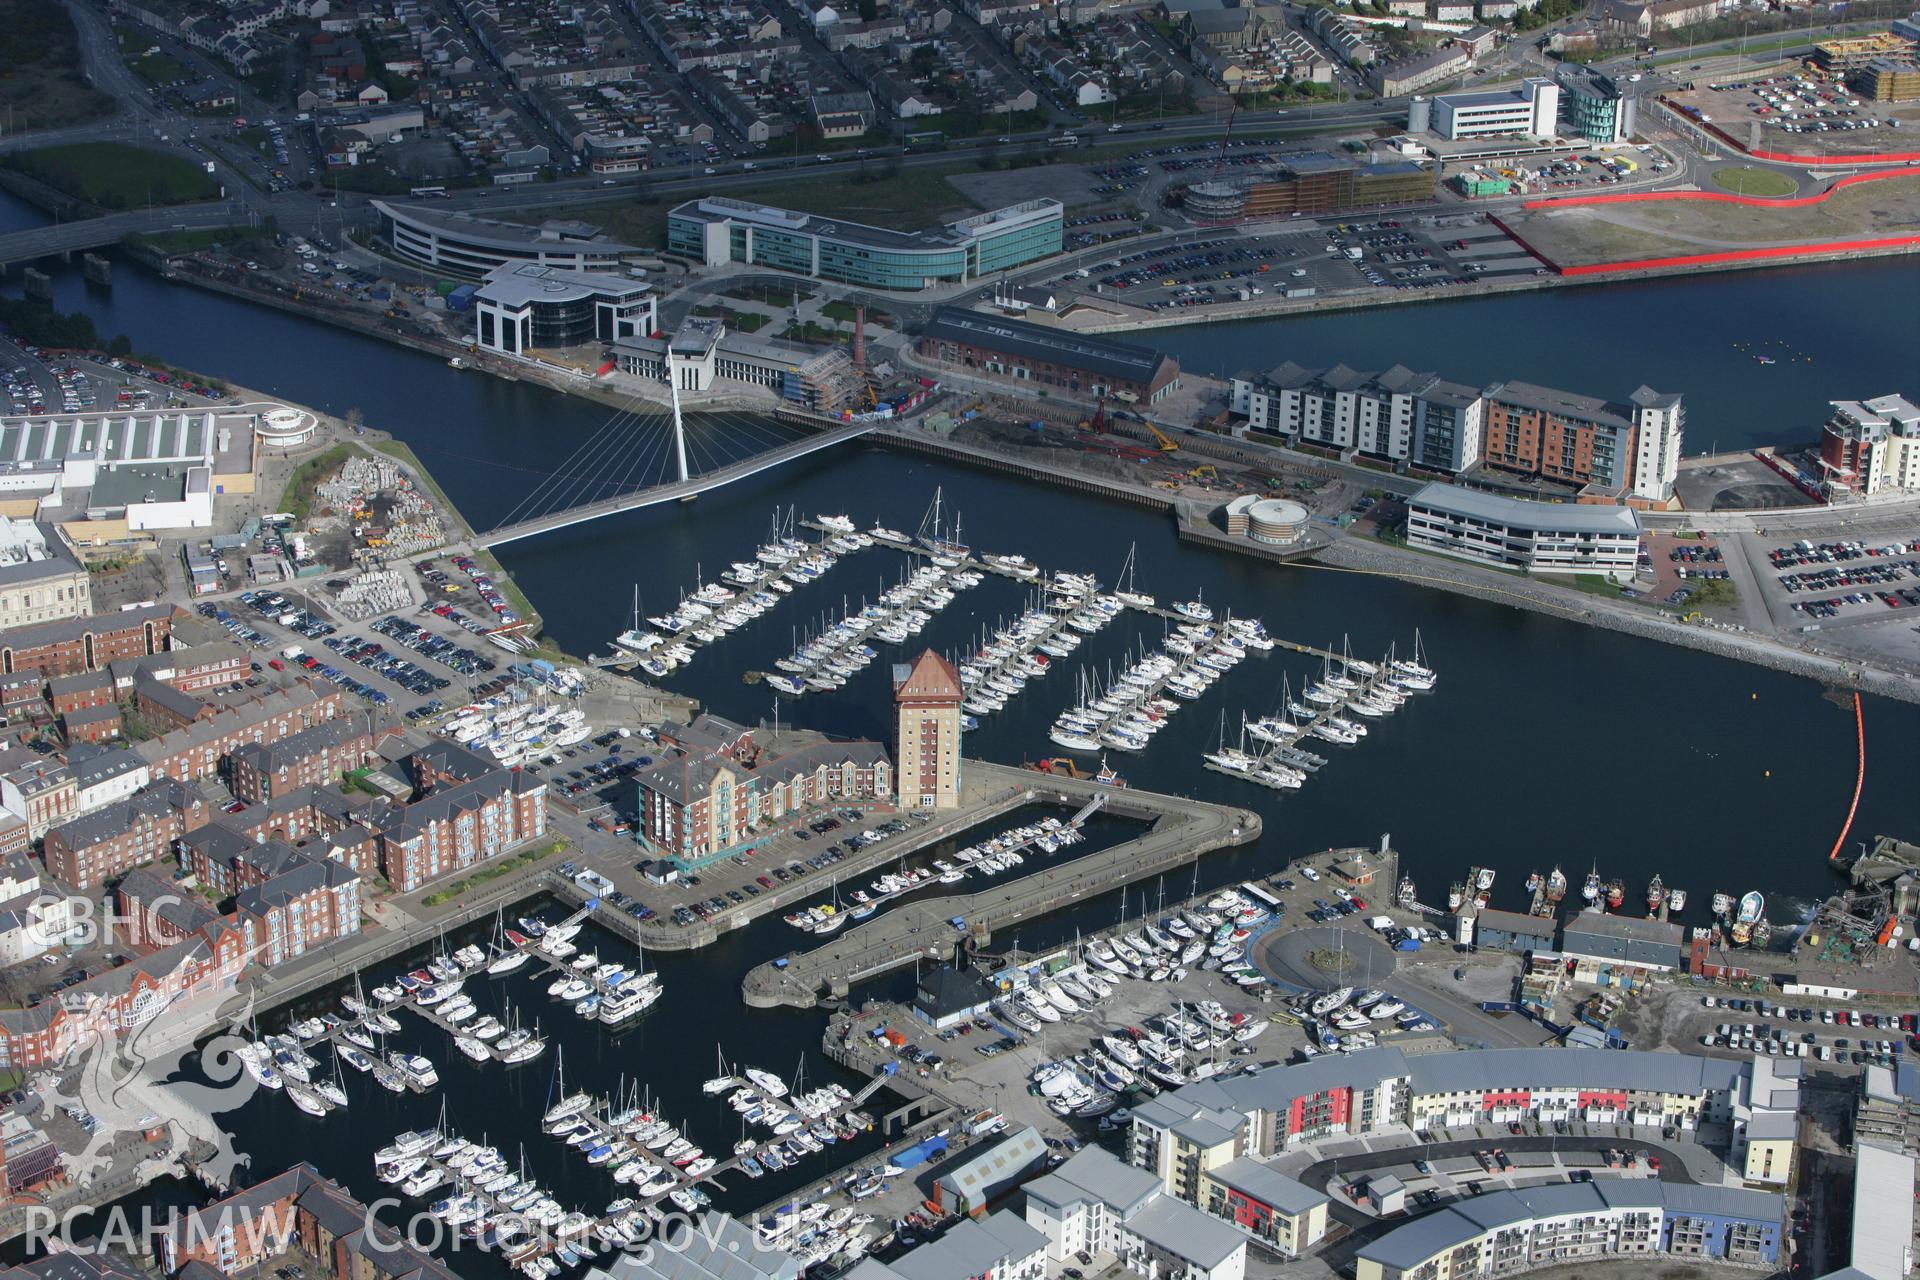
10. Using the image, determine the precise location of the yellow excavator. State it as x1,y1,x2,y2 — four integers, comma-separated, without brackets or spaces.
1146,422,1180,453
1187,464,1217,481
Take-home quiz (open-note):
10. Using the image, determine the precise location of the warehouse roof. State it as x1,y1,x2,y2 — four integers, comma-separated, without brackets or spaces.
921,308,1175,385
1474,907,1557,939
934,1127,1047,1207
1850,1142,1914,1280
1559,911,1685,967
1410,482,1641,536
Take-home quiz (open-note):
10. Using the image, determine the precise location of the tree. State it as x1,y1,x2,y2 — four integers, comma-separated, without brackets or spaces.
108,334,132,357
909,45,939,80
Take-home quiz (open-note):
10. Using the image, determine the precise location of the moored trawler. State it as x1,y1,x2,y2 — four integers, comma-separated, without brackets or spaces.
1668,887,1688,913
1604,878,1625,911
1646,873,1665,915
1546,867,1568,903
1583,868,1602,904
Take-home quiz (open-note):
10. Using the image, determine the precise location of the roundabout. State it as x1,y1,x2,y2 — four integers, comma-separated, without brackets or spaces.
1251,923,1399,992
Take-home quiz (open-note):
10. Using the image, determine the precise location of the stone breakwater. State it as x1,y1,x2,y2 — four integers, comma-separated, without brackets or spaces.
1315,539,1920,709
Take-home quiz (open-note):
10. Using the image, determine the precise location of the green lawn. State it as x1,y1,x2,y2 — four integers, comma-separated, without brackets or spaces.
2,142,219,210
128,49,191,87
1712,166,1798,197
131,224,271,254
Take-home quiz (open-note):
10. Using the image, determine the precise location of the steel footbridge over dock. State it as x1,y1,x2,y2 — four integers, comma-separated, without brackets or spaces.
478,416,876,548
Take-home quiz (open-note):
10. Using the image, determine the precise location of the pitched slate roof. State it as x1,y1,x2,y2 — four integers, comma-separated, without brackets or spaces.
894,648,964,702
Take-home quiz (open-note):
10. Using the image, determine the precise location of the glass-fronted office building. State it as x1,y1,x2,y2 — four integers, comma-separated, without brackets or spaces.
667,196,1063,290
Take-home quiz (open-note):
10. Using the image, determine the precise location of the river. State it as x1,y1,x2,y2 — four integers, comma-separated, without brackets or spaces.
2,186,1916,1266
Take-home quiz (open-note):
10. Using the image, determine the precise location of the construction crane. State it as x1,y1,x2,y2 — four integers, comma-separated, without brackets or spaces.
1145,421,1180,452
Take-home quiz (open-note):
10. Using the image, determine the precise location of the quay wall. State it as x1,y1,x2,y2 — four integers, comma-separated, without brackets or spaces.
742,767,1261,1009
542,775,1037,952
1316,538,1920,708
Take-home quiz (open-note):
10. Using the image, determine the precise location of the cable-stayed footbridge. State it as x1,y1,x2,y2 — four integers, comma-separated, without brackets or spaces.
477,383,874,548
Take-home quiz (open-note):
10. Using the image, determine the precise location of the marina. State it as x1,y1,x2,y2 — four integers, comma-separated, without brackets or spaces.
744,764,1259,1009
10,181,1920,1280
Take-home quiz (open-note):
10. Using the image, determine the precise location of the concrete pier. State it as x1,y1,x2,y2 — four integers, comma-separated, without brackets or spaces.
83,253,112,286
742,763,1259,1009
22,268,51,301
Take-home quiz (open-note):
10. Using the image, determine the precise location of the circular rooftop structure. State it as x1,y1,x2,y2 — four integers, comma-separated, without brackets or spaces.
1247,498,1309,546
1183,180,1248,222
252,405,318,448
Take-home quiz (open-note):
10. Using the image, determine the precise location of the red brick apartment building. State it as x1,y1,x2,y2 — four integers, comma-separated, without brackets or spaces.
157,1161,467,1280
0,603,176,679
378,768,548,892
41,778,210,890
136,680,345,782
227,713,381,804
0,919,248,1070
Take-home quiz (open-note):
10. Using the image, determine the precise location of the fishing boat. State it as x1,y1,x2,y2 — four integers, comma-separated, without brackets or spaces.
1646,874,1666,915
1732,891,1765,945
1447,882,1464,911
1582,868,1602,904
1668,887,1687,913
1172,593,1213,622
1546,867,1568,903
1603,879,1625,911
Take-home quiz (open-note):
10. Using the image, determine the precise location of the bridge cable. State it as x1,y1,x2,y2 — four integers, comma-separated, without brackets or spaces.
494,402,652,528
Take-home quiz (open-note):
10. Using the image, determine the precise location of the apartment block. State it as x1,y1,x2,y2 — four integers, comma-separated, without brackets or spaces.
376,744,548,893
136,680,345,783
228,714,381,804
1818,393,1920,497
1231,361,1484,473
41,778,210,890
